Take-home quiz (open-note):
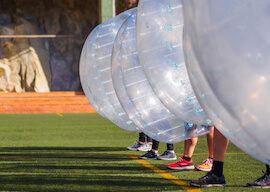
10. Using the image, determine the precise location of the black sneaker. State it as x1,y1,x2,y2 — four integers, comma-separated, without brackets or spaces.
247,171,270,188
138,151,158,160
190,172,227,187
157,150,177,160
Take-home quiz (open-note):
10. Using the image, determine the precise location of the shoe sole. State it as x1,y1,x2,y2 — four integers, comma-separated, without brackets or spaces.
196,167,211,172
190,183,227,187
137,149,150,151
138,157,157,160
248,186,270,188
127,148,138,150
167,165,195,170
157,157,177,160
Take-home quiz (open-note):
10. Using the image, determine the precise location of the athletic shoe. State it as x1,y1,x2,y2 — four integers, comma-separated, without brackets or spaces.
190,172,227,187
137,142,151,151
167,156,195,170
138,151,158,160
196,158,213,172
246,171,270,188
157,150,177,160
127,141,140,150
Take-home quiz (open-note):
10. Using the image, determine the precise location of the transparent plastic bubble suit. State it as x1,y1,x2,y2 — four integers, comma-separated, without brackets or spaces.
136,0,211,125
183,0,270,164
80,26,105,117
111,11,212,143
183,29,268,164
80,8,140,132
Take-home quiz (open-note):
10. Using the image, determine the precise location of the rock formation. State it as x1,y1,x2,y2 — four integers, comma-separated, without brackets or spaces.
0,0,99,92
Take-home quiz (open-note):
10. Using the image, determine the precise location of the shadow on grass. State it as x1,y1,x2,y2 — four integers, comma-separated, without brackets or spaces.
0,147,127,152
0,174,183,192
0,147,139,165
0,147,255,191
0,147,185,191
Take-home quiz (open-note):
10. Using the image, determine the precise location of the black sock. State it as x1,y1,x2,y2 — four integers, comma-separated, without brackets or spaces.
212,160,224,177
266,164,270,174
183,156,191,161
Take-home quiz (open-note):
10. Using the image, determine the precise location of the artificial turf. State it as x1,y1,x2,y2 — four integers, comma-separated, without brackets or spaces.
0,113,266,191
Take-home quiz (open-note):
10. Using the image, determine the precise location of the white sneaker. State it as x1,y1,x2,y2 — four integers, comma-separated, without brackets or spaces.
137,142,151,151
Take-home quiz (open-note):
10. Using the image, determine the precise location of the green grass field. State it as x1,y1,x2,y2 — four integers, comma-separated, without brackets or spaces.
0,113,267,191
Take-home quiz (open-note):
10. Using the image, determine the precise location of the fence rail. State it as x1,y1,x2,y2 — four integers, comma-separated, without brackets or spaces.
0,35,74,38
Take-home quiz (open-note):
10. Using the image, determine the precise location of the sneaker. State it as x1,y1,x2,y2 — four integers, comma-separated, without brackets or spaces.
167,156,195,170
196,158,213,172
127,141,140,150
190,172,227,187
137,142,151,151
138,150,159,159
157,150,177,160
246,171,270,188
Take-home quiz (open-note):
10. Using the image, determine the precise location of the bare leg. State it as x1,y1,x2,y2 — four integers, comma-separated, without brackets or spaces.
190,128,229,187
207,127,214,158
213,128,229,162
183,137,198,158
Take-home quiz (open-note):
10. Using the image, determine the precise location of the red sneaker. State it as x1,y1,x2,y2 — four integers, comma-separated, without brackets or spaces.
167,156,195,170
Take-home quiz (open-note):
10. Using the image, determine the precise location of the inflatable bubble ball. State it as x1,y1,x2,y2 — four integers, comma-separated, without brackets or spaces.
183,0,270,164
111,10,212,143
136,0,211,125
80,8,140,132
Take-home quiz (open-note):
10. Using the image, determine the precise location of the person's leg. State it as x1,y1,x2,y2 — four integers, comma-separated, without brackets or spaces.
147,136,153,144
212,128,228,162
157,143,177,160
183,137,198,159
139,132,146,144
207,128,214,159
190,127,229,187
167,138,197,170
246,164,270,188
151,140,159,153
138,140,159,159
196,127,214,171
167,143,174,152
146,136,153,150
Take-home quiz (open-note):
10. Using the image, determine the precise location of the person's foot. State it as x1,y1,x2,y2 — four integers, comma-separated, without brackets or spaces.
190,172,227,187
167,156,195,170
127,141,140,150
157,150,177,160
137,142,151,151
196,158,213,172
138,150,158,159
246,171,270,188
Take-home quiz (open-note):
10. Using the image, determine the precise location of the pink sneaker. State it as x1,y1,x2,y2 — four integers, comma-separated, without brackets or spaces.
167,156,195,170
196,158,213,172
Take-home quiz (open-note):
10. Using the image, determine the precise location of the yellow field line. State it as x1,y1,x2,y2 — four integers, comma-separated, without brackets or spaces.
130,156,201,192
57,113,64,117
177,152,246,156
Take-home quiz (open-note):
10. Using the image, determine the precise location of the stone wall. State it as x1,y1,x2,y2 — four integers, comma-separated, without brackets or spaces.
124,0,139,10
0,0,99,92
